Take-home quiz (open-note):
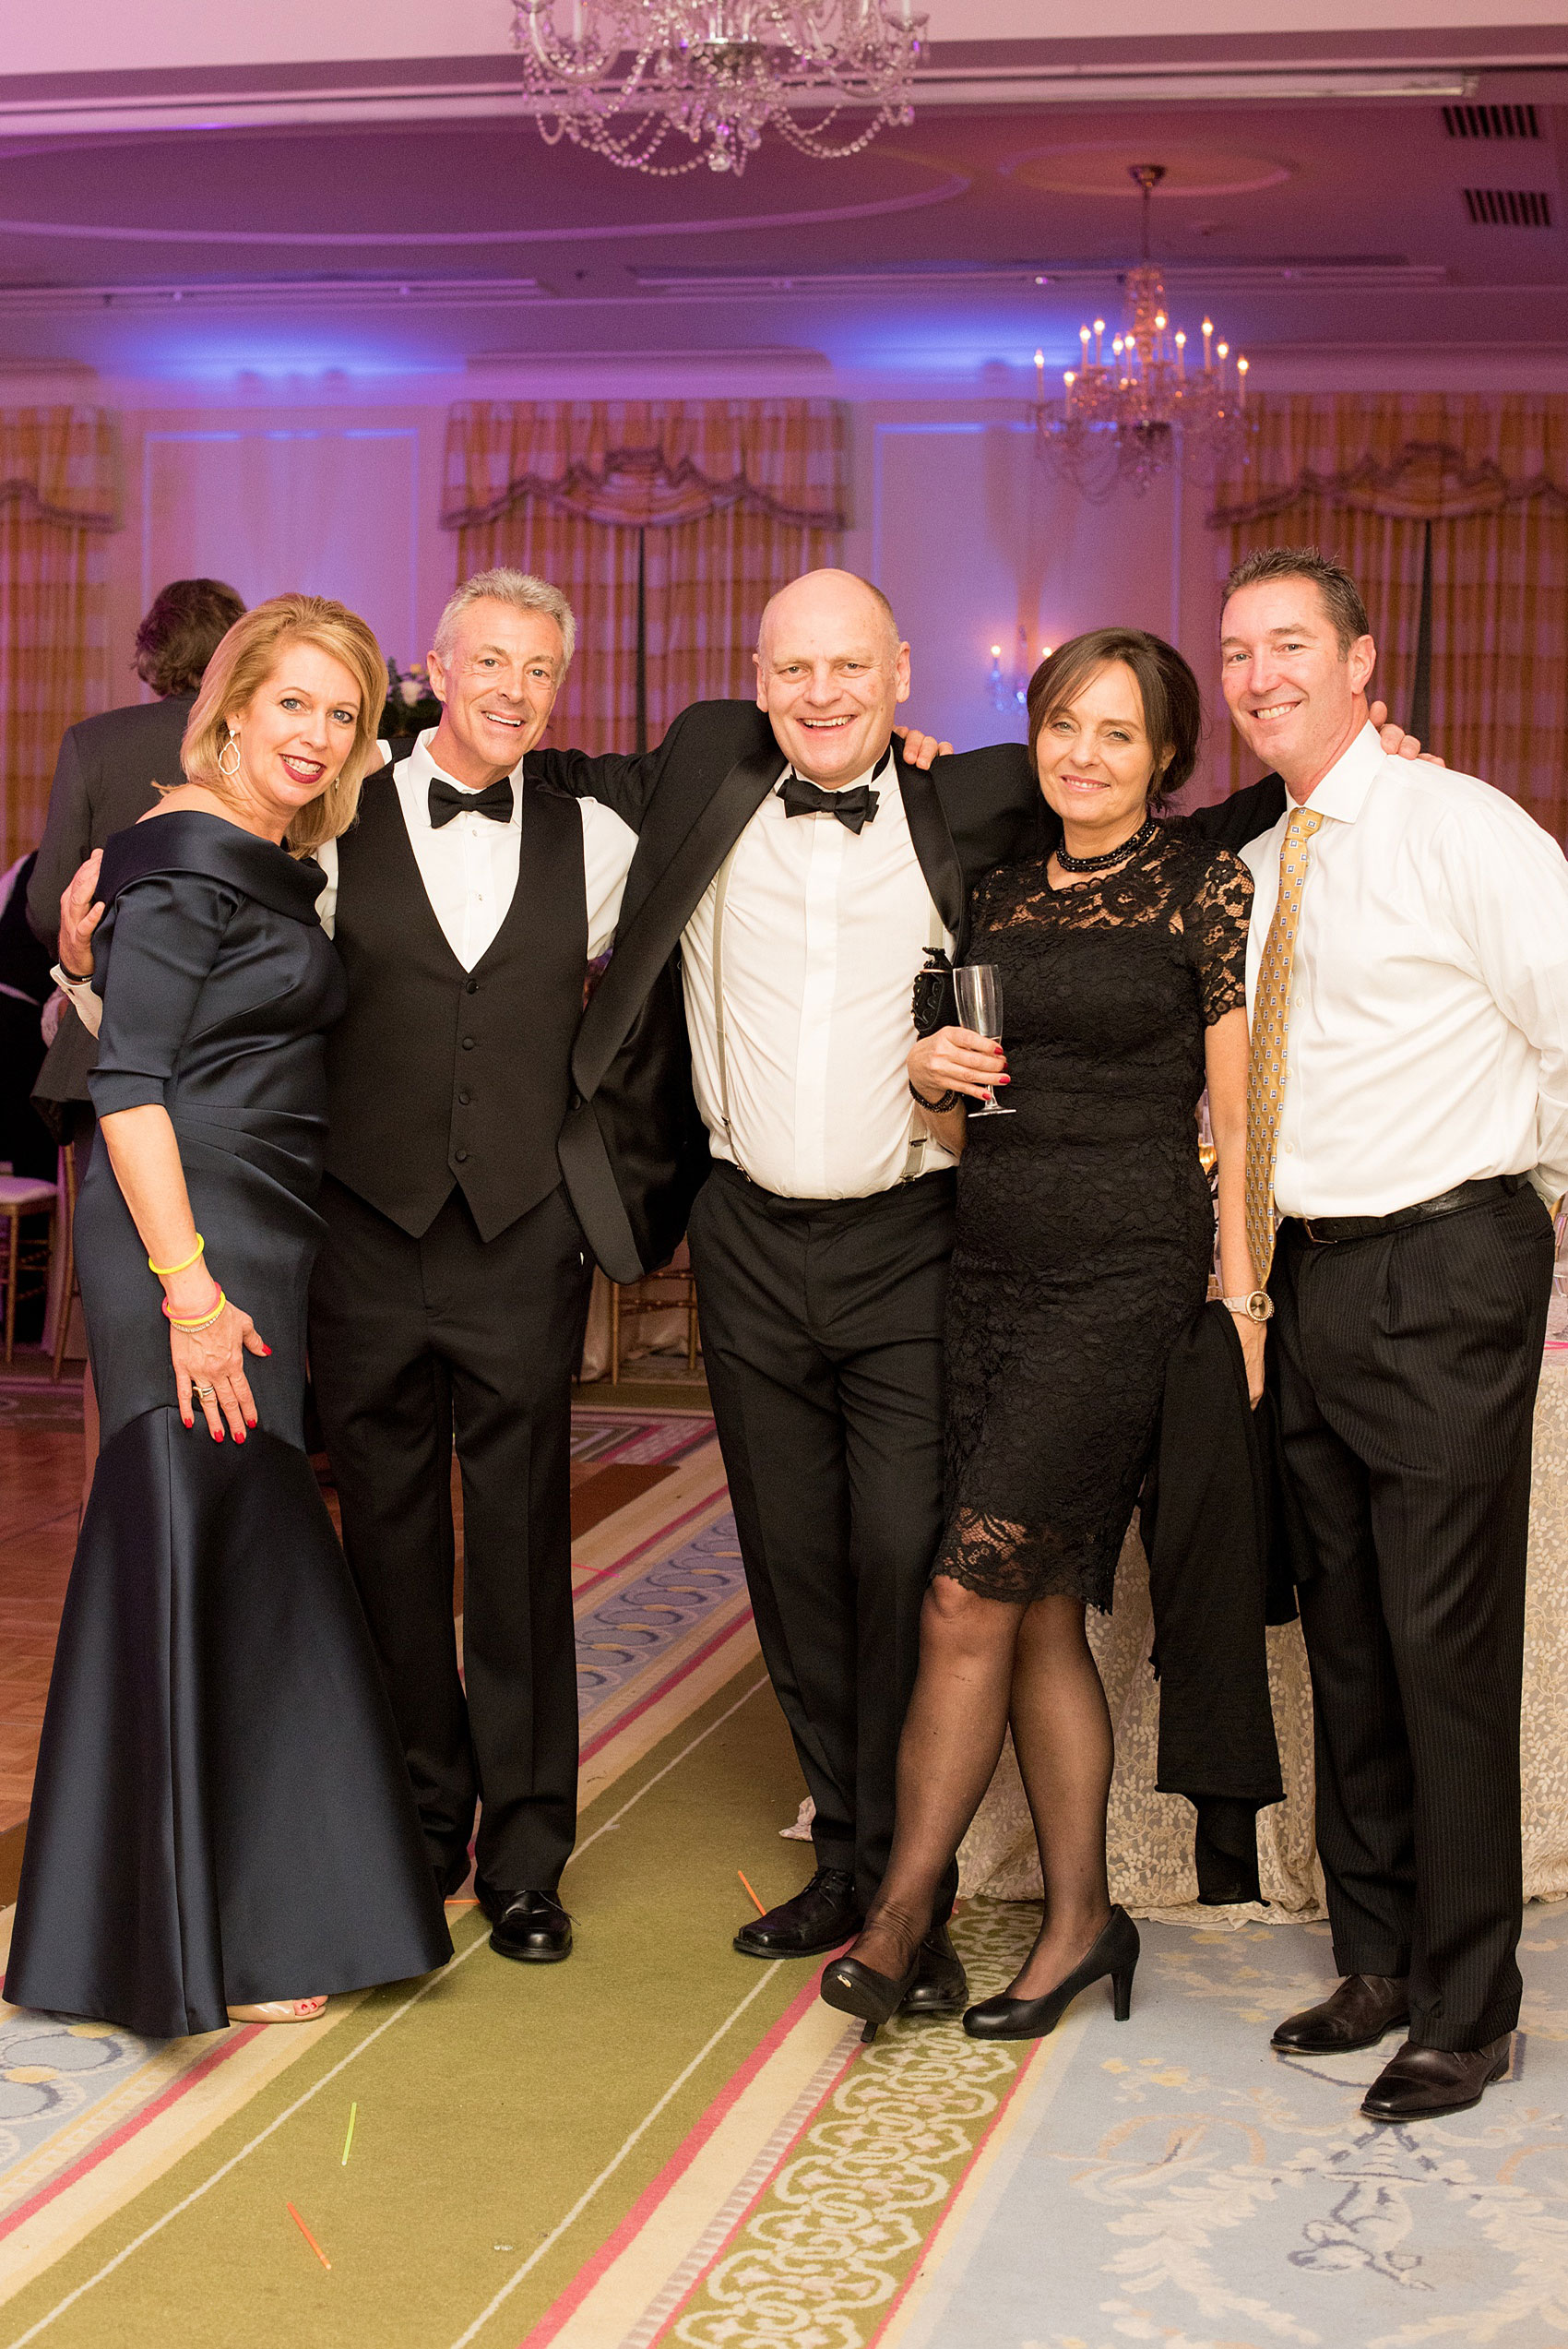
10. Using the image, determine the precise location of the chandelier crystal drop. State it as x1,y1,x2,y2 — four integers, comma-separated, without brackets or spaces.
1033,166,1254,500
512,1,927,178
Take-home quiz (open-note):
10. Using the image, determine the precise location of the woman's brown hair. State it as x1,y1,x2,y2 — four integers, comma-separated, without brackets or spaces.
181,594,386,857
1025,627,1203,812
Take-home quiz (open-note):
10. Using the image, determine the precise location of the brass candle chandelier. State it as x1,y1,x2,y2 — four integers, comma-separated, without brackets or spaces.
512,1,926,178
1033,166,1253,499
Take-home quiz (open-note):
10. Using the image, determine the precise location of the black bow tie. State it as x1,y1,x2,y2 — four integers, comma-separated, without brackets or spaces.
780,774,880,834
428,775,514,829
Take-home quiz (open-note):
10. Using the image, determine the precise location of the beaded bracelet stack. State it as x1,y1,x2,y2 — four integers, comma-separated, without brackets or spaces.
148,1234,229,1330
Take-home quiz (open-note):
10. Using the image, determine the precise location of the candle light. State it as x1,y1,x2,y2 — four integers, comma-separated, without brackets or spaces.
1217,340,1229,388
1034,348,1045,403
1079,324,1091,370
1093,316,1105,367
1237,354,1248,408
1202,318,1213,372
1174,328,1186,381
1063,369,1075,415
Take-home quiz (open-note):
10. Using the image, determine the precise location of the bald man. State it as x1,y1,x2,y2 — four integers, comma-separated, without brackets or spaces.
528,571,1039,2009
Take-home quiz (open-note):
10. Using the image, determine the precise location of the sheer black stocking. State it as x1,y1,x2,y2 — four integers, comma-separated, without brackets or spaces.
1004,1593,1114,1997
847,1573,1024,1985
845,1583,1114,2002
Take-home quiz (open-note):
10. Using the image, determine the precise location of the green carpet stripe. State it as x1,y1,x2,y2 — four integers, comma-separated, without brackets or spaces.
1,1663,814,2349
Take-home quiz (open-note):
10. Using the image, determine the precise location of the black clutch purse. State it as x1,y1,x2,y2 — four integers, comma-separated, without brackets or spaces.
911,948,956,1037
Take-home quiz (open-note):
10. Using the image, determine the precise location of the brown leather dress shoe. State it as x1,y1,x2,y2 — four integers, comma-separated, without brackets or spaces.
1271,1973,1409,2054
1361,2034,1512,2122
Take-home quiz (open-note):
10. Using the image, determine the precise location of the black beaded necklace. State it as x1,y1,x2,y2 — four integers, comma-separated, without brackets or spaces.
1054,812,1160,875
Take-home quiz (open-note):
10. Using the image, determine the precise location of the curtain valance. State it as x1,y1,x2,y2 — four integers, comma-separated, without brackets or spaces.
0,407,120,531
1210,394,1568,527
441,399,849,532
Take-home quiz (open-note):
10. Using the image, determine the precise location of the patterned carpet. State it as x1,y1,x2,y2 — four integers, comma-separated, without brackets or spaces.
5,1408,1568,2348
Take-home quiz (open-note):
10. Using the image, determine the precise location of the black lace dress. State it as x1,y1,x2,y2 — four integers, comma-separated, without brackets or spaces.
937,820,1253,1611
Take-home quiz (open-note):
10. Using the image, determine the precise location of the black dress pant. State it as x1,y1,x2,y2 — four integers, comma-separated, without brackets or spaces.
688,1160,956,1919
308,1177,593,1898
1270,1186,1553,2050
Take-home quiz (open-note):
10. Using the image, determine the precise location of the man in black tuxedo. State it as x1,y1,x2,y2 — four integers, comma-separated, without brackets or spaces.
29,578,245,1133
531,574,1430,2007
304,570,643,1966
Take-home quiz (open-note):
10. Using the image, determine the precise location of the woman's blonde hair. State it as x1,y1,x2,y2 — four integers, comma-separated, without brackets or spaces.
182,593,386,856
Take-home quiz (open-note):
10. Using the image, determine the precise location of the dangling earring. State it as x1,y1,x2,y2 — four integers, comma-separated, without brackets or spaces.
218,728,242,780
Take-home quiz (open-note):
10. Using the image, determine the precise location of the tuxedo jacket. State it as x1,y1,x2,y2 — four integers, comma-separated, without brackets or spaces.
28,692,196,1115
528,699,1287,1279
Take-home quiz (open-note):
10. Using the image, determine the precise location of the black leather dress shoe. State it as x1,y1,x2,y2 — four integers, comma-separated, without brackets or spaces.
1361,2034,1512,2122
484,1889,573,1964
1271,1973,1409,2055
900,1924,969,2018
734,1866,861,1959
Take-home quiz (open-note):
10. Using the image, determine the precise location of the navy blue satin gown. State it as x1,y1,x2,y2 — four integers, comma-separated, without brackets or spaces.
5,812,451,2037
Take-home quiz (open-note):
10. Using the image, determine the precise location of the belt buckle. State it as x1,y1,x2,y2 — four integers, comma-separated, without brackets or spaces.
1301,1214,1328,1245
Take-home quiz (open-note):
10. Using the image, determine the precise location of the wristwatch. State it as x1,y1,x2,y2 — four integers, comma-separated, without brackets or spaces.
1221,1290,1275,1323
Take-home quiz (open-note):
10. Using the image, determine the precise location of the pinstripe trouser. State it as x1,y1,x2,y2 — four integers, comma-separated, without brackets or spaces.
1270,1186,1554,2051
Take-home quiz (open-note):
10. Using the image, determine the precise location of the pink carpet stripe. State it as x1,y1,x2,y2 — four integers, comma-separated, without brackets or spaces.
577,1610,752,1767
573,1482,729,1603
517,1966,847,2349
0,2023,264,2243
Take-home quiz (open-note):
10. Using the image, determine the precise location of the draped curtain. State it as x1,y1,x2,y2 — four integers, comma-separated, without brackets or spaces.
0,409,118,867
442,400,848,754
1210,395,1568,838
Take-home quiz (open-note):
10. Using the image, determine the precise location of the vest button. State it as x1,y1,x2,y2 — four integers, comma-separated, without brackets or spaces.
454,1149,469,1163
461,1037,475,1050
457,1090,471,1105
466,979,480,995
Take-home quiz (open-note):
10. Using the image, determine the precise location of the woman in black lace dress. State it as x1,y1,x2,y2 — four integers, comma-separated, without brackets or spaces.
823,628,1258,2043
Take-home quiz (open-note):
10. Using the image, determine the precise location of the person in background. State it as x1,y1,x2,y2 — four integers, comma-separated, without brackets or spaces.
5,595,449,2037
0,852,58,1192
1225,545,1568,2124
821,630,1257,2043
27,578,244,1472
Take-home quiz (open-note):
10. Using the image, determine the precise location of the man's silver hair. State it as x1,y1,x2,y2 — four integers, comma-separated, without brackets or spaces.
434,567,576,671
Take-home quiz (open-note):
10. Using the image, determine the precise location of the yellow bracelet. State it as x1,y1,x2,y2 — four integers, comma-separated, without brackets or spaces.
149,1234,205,1278
166,1289,227,1332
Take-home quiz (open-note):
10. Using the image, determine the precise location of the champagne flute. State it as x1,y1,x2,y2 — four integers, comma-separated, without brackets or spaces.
954,964,1014,1117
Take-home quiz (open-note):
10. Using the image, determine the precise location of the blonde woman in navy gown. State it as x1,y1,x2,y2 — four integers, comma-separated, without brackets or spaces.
5,597,450,2038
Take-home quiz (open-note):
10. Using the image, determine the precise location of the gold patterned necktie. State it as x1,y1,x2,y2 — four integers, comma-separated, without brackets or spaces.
1244,805,1324,1285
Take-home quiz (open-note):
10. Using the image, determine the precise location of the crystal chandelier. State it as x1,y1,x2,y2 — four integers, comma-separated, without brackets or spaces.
1032,166,1253,500
511,2,926,178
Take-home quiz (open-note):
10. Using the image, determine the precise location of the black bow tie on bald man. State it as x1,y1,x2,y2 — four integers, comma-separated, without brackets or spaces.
428,775,515,829
780,774,879,834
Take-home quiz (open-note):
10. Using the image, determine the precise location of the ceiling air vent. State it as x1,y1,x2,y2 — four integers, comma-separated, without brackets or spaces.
1463,187,1553,228
1443,102,1540,139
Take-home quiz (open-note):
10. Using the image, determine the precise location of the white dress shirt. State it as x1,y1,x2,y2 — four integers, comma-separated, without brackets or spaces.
1241,722,1568,1216
680,757,957,1198
315,729,634,963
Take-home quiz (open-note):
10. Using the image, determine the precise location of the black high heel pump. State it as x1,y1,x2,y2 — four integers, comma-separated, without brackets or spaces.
962,1906,1140,2042
820,1948,921,2045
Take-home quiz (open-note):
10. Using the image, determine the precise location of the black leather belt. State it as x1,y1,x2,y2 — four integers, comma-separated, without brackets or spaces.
1285,1174,1527,1246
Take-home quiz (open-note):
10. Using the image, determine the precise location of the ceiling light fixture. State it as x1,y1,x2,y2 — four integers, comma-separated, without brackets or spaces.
1033,165,1253,501
511,0,925,177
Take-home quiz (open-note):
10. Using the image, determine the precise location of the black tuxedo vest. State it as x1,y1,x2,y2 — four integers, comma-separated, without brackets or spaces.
324,769,588,1244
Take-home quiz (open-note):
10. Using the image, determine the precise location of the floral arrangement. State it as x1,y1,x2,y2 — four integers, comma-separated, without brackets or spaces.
378,661,443,740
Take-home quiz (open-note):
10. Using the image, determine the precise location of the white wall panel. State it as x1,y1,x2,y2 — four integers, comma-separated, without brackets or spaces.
141,424,422,674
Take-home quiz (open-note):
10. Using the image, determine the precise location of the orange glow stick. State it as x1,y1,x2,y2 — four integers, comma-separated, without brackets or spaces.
737,1870,767,1916
287,2201,331,2271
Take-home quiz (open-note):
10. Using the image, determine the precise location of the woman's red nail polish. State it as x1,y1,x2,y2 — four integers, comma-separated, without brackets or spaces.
212,1429,223,1442
245,1417,257,1429
260,1345,272,1356
184,1417,193,1429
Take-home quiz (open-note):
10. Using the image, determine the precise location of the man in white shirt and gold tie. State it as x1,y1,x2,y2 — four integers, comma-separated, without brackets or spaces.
1223,545,1568,2122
